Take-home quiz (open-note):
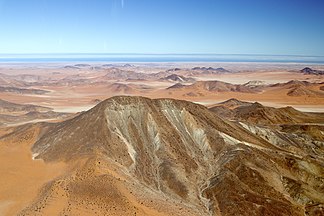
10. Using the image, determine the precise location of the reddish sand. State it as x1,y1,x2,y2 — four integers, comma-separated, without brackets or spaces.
0,125,67,215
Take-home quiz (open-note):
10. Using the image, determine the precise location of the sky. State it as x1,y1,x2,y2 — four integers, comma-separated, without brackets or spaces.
0,0,323,55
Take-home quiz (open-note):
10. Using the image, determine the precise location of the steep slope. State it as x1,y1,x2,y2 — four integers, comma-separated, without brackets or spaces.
19,96,324,216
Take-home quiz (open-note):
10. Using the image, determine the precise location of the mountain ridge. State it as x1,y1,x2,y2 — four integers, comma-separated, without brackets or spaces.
4,96,322,215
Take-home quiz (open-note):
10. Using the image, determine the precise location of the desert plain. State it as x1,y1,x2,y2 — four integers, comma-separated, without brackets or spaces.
0,62,324,215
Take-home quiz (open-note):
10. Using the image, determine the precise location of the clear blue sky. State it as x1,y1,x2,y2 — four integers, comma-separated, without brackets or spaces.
0,0,323,55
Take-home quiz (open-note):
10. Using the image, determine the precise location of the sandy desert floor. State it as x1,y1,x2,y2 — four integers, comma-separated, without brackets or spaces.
0,125,67,215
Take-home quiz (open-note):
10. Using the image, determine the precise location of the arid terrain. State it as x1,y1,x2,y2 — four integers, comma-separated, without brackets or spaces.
0,63,324,215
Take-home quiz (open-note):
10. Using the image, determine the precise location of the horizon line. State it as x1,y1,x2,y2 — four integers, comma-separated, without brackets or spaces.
0,53,324,58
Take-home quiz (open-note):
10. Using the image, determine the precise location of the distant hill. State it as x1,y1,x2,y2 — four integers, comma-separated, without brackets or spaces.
300,67,324,75
160,74,195,83
106,83,137,94
0,86,50,95
270,80,312,88
166,68,182,72
74,64,91,67
210,98,324,125
0,73,26,87
218,98,253,108
192,67,229,73
269,80,324,97
102,68,168,81
0,111,71,126
64,65,80,69
166,83,186,89
0,99,52,113
167,80,258,93
287,86,324,97
243,80,267,88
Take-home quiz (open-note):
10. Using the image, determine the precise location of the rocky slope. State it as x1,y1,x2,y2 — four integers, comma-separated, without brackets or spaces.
7,96,324,216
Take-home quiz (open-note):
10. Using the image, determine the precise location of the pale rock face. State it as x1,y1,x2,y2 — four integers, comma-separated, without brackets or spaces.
31,152,39,160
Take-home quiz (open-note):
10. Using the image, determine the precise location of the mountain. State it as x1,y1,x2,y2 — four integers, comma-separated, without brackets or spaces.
300,67,324,75
218,98,253,108
0,111,71,126
243,80,267,88
160,74,195,83
102,68,162,80
106,83,138,94
74,64,91,67
210,99,324,125
7,74,47,83
166,68,182,72
234,103,324,125
287,86,324,97
34,96,272,162
0,99,70,126
167,80,259,93
192,67,229,73
8,96,321,215
166,83,186,89
0,99,52,114
269,80,324,97
0,86,50,95
270,80,313,88
0,73,26,87
64,65,80,69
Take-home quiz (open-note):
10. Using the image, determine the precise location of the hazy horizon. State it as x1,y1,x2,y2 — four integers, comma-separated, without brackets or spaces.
1,53,324,64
